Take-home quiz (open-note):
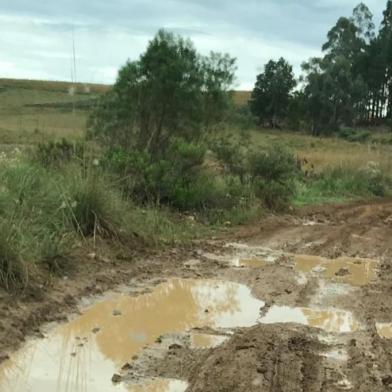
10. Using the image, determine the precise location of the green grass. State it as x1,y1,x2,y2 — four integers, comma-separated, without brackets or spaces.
0,155,211,289
294,165,391,206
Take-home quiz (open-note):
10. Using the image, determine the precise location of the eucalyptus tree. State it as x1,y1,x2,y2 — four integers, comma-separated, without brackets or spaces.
250,58,296,128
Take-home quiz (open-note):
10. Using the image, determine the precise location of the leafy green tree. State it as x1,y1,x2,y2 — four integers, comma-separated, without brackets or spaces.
250,58,296,128
302,56,362,133
322,17,362,64
379,1,392,119
202,52,237,129
352,2,375,43
89,30,236,155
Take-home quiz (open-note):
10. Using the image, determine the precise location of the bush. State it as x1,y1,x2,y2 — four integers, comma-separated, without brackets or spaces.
210,134,249,181
338,128,371,143
33,139,86,168
249,145,299,210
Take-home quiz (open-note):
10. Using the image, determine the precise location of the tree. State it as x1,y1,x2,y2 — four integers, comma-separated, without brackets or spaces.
322,17,362,65
202,52,237,129
352,2,375,43
302,56,362,133
379,1,392,119
89,30,236,155
250,58,296,127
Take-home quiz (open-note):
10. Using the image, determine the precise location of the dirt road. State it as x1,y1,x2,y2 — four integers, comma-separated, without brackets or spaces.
1,200,392,391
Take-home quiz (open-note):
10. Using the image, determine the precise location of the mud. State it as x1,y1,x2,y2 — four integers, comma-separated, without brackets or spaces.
2,199,392,391
0,279,263,391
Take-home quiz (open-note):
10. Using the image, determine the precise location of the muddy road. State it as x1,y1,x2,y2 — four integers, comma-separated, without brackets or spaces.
1,200,392,391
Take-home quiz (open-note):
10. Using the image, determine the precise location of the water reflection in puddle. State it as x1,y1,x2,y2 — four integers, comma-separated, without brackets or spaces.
190,334,228,349
128,378,188,392
260,306,360,333
0,279,264,392
294,255,378,286
376,323,392,339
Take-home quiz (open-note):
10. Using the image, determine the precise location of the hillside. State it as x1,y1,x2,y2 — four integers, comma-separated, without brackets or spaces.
0,78,250,147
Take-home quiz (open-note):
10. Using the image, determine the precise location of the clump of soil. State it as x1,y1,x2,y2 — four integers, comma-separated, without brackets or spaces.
145,324,327,392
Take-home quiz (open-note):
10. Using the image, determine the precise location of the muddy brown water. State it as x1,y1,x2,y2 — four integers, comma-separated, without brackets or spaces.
0,279,263,392
294,254,378,286
0,240,386,391
260,306,360,333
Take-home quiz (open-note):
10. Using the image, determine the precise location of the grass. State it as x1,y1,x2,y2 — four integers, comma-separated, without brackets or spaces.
0,78,391,291
0,154,210,289
250,129,392,172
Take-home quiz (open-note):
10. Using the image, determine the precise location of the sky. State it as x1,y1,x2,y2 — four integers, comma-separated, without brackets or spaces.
0,0,388,89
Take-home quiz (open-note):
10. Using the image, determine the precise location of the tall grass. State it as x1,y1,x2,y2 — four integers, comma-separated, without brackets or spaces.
295,164,392,206
0,153,209,290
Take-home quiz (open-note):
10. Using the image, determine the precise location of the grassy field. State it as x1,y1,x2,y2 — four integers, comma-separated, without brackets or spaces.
1,77,391,181
0,78,106,146
250,129,392,173
0,78,391,290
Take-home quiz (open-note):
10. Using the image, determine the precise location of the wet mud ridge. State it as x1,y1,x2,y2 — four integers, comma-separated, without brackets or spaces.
2,200,392,391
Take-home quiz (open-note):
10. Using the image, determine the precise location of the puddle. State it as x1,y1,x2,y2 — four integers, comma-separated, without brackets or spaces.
260,306,360,333
376,323,392,339
128,378,188,392
190,334,228,349
0,279,264,392
294,255,378,286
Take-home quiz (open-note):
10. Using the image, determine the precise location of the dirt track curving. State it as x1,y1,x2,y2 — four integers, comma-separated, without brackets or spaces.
2,199,392,391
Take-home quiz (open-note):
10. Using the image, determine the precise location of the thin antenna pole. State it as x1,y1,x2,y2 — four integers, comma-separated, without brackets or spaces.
72,26,77,84
72,25,77,114
70,57,74,84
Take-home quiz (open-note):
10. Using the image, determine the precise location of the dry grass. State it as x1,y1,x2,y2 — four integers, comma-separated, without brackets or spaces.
0,79,250,146
0,78,110,95
250,129,392,173
232,90,251,107
0,79,99,145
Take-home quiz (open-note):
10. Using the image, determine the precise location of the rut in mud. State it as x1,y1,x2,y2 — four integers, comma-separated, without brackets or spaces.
1,200,392,391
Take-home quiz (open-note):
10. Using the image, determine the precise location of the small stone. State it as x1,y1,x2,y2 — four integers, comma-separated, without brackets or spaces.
111,374,122,383
335,268,350,277
88,252,96,260
78,343,84,347
204,309,209,313
92,327,101,334
71,352,77,357
155,337,162,343
121,363,132,371
112,309,122,316
0,354,9,362
169,343,183,350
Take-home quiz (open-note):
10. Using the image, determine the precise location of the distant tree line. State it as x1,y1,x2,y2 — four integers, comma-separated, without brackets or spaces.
250,1,392,134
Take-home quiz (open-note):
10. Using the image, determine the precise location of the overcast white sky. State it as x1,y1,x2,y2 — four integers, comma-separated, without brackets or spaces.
0,0,387,89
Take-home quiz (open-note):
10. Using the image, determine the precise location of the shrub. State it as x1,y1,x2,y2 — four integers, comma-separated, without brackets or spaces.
338,128,371,143
34,139,85,168
249,145,299,210
210,134,249,181
104,138,208,208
